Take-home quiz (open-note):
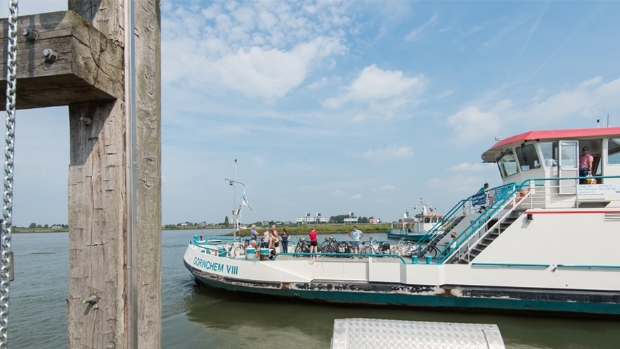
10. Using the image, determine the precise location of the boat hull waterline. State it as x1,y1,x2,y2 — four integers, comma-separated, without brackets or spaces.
184,245,620,317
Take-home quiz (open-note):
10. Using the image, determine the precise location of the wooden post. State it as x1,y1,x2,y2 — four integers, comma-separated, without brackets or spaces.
66,1,161,348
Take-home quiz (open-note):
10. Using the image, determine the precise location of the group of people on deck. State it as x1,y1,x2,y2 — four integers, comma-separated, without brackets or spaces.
247,225,290,258
308,225,364,255
245,225,365,257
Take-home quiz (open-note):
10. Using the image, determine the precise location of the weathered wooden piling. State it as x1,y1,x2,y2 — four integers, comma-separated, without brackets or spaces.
0,0,161,347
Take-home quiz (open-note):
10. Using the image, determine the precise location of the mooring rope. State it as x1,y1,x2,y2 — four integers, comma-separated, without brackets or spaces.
1,0,19,347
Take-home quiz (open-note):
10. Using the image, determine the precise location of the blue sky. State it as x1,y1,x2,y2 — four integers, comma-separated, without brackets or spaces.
2,1,620,227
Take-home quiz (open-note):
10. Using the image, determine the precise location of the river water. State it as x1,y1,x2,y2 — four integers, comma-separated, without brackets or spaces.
8,230,620,348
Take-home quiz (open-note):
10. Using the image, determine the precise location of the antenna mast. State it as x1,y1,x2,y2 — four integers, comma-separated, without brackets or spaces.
225,159,244,240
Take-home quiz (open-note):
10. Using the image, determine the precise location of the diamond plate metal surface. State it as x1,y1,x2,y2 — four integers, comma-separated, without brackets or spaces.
331,318,506,349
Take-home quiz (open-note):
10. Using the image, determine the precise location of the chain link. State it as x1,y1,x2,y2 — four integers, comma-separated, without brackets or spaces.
1,0,19,347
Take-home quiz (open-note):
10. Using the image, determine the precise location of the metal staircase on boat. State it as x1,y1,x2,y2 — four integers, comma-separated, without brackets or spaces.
414,183,515,258
439,186,531,265
450,210,522,264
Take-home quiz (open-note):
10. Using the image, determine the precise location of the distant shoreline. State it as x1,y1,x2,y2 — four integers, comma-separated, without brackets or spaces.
11,224,390,235
11,226,231,234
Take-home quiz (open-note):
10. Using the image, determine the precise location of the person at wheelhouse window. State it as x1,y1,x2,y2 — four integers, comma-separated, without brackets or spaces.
543,152,557,167
579,147,593,184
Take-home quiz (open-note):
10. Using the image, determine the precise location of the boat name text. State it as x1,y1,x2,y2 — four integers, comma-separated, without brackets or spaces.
193,257,239,275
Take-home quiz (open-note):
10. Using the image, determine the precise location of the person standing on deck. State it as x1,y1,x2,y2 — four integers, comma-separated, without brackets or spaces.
269,225,278,251
263,229,270,248
477,183,490,212
449,231,458,250
478,183,489,194
272,225,279,242
579,147,593,184
309,228,318,254
349,226,364,256
280,228,290,253
250,225,258,240
246,240,259,258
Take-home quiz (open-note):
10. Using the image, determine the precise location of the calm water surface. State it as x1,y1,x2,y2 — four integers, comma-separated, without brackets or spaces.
9,230,620,348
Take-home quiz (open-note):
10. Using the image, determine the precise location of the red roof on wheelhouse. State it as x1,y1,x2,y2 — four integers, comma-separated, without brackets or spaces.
488,127,620,151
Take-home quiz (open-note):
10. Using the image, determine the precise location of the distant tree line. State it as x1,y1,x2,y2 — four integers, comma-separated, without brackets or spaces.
25,223,68,229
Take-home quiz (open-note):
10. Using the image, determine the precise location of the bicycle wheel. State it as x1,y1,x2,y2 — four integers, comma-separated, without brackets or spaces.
426,246,439,259
232,246,243,258
361,246,373,254
327,245,338,254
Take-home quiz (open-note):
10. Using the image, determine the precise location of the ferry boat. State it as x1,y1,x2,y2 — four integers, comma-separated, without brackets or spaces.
184,127,620,317
386,202,443,241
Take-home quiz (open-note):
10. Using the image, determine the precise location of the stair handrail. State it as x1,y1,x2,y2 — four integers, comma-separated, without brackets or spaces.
458,192,529,263
415,182,516,254
414,198,467,256
436,182,524,263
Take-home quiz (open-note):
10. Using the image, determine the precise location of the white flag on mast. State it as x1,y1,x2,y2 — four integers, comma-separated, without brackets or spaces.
242,189,254,211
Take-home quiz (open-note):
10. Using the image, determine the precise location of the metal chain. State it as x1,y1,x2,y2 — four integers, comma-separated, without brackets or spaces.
1,0,19,347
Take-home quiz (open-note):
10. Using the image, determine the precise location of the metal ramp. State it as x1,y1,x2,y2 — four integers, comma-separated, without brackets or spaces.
330,318,506,349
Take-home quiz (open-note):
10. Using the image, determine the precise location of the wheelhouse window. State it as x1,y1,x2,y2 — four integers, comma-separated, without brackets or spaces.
540,141,558,167
515,144,541,171
608,138,620,165
497,149,519,178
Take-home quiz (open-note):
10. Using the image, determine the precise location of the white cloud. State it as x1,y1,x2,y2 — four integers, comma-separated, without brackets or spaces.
425,175,492,194
308,77,329,89
351,194,362,199
435,89,453,99
448,162,494,172
405,13,437,41
447,103,505,144
162,1,351,101
324,64,427,108
348,145,414,163
447,76,620,144
208,37,344,99
523,77,620,121
372,185,396,192
330,190,345,196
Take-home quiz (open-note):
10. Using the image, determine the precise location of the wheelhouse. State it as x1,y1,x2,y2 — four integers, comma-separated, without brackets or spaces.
481,127,620,208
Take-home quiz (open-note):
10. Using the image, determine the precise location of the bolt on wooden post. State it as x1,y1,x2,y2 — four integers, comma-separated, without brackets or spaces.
0,1,162,348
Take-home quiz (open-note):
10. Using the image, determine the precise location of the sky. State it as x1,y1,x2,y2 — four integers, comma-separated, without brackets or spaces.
2,0,620,227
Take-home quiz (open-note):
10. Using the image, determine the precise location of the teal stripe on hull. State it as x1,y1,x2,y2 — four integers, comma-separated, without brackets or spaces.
189,271,620,317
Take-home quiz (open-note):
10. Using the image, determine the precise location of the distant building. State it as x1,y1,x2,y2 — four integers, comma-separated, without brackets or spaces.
369,218,380,224
296,214,328,224
343,217,358,223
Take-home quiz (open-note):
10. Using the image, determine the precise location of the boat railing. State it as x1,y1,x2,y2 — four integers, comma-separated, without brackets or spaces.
507,175,620,210
437,175,620,264
273,252,409,264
